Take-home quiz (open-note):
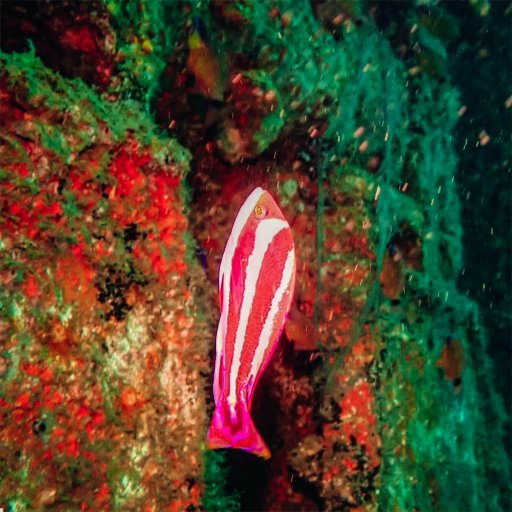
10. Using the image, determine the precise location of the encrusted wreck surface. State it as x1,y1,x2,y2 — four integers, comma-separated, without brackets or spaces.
1,1,510,511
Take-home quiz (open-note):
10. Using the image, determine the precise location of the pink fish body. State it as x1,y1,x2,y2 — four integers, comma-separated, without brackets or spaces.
207,187,296,459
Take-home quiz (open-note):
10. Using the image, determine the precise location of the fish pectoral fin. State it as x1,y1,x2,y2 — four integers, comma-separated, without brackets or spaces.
230,256,244,312
284,307,318,351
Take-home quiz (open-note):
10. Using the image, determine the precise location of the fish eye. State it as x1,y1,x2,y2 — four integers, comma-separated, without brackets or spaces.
254,204,267,218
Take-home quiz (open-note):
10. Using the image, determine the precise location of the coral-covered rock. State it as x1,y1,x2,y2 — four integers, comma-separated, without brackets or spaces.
1,1,115,87
0,49,209,510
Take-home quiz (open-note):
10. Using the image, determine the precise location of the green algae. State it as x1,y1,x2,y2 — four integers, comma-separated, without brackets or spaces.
188,1,509,508
0,45,191,172
36,123,72,163
202,449,240,512
279,178,299,205
104,0,187,111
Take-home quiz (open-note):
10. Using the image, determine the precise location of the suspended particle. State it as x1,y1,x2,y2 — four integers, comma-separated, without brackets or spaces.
367,154,382,173
353,126,365,138
264,90,277,102
281,12,292,27
479,130,490,146
232,73,243,85
333,14,344,26
308,126,320,138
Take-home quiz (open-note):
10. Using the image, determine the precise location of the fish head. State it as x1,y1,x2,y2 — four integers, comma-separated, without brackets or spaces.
244,187,288,227
220,187,293,284
219,186,296,310
188,17,208,49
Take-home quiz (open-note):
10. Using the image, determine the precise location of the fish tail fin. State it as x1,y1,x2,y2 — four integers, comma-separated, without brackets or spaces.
207,398,270,459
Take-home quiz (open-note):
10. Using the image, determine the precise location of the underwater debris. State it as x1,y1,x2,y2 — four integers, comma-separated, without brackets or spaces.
435,336,465,392
379,243,404,302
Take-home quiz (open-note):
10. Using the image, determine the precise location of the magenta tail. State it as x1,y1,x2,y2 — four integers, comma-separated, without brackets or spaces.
207,398,270,459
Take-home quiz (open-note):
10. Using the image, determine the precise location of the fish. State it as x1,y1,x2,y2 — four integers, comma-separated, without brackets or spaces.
187,17,224,101
435,336,465,392
207,187,296,459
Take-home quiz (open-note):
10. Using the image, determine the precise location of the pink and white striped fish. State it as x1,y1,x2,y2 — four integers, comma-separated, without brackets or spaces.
206,187,296,459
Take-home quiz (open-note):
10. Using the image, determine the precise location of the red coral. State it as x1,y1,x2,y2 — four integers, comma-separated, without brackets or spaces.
60,25,98,54
340,382,379,467
109,149,150,198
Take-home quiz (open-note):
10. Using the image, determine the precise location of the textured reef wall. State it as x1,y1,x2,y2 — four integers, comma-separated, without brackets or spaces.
0,1,510,511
